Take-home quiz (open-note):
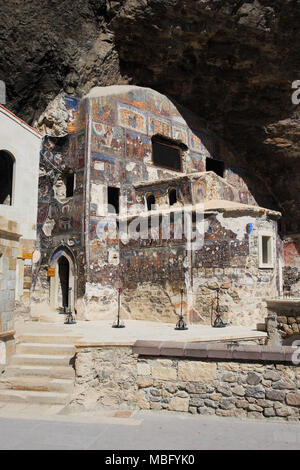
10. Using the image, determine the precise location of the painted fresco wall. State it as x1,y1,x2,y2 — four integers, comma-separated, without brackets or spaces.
34,86,281,325
33,97,87,312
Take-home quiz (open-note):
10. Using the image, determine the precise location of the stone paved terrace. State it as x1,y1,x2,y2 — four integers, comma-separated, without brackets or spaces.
14,318,267,346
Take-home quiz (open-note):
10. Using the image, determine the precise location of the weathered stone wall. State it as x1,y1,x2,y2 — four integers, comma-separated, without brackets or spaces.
265,301,300,344
71,346,138,410
71,341,300,422
0,217,20,333
136,357,300,421
0,217,20,365
133,342,300,422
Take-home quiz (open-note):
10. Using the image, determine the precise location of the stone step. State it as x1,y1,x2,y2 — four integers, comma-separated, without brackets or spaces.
10,354,72,367
18,334,80,345
0,389,69,405
0,376,73,393
3,365,75,379
16,343,75,356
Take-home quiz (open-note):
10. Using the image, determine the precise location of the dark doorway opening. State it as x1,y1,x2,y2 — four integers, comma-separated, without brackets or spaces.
206,158,225,178
146,194,155,211
64,172,75,198
108,187,120,214
169,188,177,206
0,151,14,205
58,256,69,308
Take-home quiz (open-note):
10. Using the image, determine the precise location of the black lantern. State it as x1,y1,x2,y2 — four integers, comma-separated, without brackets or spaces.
64,288,76,324
112,288,125,328
213,288,226,328
175,288,188,330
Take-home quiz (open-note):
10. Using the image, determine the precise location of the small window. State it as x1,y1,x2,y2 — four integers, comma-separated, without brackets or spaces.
169,188,177,206
206,158,224,178
108,186,120,214
0,150,14,205
146,194,155,211
259,233,273,268
152,136,182,172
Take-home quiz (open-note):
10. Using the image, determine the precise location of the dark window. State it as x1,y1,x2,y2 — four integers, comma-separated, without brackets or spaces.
64,172,75,198
169,189,177,206
108,186,120,214
206,158,225,177
0,151,14,205
152,137,182,172
146,194,155,211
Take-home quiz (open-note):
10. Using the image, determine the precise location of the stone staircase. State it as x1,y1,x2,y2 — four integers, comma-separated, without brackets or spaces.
0,334,79,406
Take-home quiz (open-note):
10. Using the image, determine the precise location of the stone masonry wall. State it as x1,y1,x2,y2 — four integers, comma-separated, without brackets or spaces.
134,342,300,422
71,346,137,410
0,217,20,366
0,217,20,333
71,341,300,422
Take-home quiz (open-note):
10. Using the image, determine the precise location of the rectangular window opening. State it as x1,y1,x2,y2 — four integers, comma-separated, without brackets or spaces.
206,158,225,178
152,139,182,172
262,236,271,265
259,234,273,268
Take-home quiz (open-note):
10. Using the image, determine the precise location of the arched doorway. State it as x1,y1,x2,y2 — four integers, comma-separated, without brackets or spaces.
0,150,14,205
49,248,75,312
146,194,155,211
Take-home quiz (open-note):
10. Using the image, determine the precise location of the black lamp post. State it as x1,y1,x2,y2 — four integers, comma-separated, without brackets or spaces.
175,288,188,330
213,288,226,328
112,288,125,328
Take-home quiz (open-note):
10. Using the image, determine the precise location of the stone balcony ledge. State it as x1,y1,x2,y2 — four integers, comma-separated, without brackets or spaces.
133,340,297,363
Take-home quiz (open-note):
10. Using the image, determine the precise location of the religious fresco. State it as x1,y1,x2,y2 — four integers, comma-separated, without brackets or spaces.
186,152,205,174
189,130,202,153
118,88,146,110
193,180,207,203
172,125,188,144
92,97,116,125
125,131,151,161
66,97,86,134
169,102,187,126
146,90,170,118
117,103,147,133
90,153,118,184
37,203,49,225
148,115,171,137
91,122,123,156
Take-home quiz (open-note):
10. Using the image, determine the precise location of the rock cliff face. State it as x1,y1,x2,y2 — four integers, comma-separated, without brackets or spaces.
0,0,299,227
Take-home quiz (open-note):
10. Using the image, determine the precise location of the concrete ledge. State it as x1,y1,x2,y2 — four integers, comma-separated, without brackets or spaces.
133,340,297,363
75,341,135,348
